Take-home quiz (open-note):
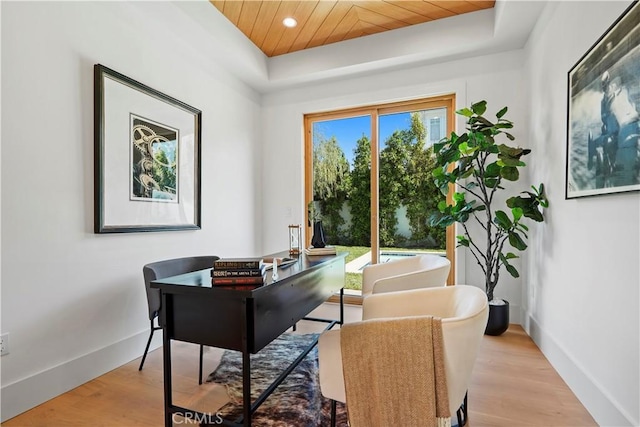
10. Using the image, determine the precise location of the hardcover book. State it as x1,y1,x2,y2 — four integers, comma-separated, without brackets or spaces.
211,267,265,278
211,275,265,286
304,246,337,256
214,257,264,270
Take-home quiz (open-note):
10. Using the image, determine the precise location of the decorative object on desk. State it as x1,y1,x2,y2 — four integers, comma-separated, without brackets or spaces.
206,333,347,427
271,257,279,282
304,246,336,256
212,257,266,286
289,224,302,255
308,200,327,248
93,64,201,233
310,221,327,249
429,100,548,336
566,1,640,198
263,257,298,270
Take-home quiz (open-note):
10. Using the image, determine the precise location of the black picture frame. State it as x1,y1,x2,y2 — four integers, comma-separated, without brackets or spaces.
566,1,640,199
94,64,201,233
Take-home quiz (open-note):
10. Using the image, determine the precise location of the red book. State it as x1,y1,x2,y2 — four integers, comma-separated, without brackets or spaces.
211,275,265,286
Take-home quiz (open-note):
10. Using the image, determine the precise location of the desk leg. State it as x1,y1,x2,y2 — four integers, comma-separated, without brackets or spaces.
242,350,251,427
340,288,344,325
162,324,173,426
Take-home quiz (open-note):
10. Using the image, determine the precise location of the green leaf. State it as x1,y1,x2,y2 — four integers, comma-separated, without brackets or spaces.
505,263,519,278
457,108,473,118
537,183,545,196
484,177,500,188
499,253,520,278
461,168,475,179
508,231,527,250
485,162,501,177
511,207,523,222
501,166,519,181
433,141,446,153
429,211,455,228
494,210,512,230
504,252,519,260
496,106,508,119
471,100,487,115
457,235,470,247
459,142,478,156
498,144,526,158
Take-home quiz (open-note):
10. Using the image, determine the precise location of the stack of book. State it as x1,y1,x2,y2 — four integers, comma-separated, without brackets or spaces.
304,246,337,256
211,257,266,287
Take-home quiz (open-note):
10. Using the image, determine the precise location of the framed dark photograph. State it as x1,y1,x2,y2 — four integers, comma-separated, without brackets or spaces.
94,64,201,233
566,1,640,199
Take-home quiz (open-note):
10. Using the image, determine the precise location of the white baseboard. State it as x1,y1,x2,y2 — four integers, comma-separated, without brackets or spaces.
525,315,636,427
0,329,161,422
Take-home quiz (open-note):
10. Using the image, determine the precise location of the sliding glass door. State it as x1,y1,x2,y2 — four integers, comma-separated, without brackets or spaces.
304,95,455,296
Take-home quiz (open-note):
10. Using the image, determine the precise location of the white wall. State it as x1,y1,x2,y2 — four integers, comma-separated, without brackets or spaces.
524,1,639,426
0,1,263,421
261,49,529,319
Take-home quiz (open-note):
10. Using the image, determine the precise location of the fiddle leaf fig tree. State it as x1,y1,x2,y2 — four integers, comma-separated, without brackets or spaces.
429,101,549,302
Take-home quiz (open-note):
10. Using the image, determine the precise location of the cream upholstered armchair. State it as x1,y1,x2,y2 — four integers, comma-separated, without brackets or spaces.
318,285,489,427
361,254,451,297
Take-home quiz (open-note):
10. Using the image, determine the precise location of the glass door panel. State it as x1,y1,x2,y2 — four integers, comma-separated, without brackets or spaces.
310,115,371,294
377,107,448,260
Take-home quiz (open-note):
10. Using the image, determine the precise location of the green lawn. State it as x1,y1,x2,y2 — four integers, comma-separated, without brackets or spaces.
335,245,369,290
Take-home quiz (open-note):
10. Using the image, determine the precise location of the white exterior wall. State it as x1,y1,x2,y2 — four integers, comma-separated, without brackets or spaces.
523,2,639,426
1,1,263,421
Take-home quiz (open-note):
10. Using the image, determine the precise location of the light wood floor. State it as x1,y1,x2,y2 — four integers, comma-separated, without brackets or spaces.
2,303,596,427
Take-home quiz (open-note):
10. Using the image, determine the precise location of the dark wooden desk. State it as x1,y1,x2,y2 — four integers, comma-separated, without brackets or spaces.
151,251,346,427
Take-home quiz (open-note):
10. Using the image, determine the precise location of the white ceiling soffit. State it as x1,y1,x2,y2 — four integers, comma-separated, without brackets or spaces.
170,0,547,93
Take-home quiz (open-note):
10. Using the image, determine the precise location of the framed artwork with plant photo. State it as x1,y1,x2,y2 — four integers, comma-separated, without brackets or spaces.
94,64,202,233
566,1,640,198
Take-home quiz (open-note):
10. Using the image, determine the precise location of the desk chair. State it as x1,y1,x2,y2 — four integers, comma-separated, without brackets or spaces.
319,285,488,426
361,254,451,297
139,255,219,384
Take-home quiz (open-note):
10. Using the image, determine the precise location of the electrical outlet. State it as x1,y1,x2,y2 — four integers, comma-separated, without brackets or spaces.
1,333,9,356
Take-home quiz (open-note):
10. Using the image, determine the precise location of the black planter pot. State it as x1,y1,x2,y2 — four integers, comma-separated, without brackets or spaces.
310,221,326,248
485,300,509,336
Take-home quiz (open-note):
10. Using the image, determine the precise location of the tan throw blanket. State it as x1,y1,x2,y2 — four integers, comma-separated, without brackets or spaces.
340,316,450,427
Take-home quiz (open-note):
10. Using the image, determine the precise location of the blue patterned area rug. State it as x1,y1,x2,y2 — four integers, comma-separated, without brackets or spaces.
207,333,348,427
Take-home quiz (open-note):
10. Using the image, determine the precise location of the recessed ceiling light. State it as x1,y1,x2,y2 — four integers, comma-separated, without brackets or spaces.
283,17,297,28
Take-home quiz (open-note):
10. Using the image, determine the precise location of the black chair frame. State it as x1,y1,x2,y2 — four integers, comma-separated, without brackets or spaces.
138,255,218,385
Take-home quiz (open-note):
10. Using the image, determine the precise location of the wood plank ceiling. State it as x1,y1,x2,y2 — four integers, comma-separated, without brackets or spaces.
210,1,496,57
